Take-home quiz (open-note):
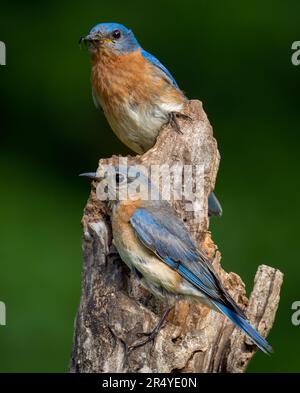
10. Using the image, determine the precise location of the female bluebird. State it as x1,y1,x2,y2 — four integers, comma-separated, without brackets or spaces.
80,22,222,217
81,167,273,354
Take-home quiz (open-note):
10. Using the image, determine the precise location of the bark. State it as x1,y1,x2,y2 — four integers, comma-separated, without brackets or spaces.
70,100,283,373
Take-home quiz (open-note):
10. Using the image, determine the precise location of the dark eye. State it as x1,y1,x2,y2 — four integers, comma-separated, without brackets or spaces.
112,29,121,40
115,173,124,184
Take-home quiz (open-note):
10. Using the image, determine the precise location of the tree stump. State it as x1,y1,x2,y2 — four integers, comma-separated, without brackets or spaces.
70,100,283,373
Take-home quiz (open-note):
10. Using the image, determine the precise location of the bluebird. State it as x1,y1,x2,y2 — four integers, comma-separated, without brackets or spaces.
80,22,222,217
80,22,187,154
81,167,273,354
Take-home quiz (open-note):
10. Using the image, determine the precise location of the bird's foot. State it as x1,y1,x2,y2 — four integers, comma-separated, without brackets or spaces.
169,112,192,134
127,327,160,356
174,111,192,120
126,308,171,358
122,333,157,368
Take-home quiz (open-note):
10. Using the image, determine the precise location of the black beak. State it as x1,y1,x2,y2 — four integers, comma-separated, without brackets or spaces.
79,34,99,45
79,172,98,180
78,36,85,45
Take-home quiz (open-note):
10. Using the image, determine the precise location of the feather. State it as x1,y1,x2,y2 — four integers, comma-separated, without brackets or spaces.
213,301,273,354
208,192,223,217
130,204,245,318
141,49,180,88
130,204,273,353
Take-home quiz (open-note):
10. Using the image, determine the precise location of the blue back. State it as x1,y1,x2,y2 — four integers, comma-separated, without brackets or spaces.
141,49,179,88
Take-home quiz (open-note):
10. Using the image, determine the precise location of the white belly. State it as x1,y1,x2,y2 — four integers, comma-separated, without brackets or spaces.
102,98,184,154
113,231,215,309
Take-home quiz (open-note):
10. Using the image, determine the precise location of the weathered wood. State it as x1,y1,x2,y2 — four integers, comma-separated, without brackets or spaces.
70,100,283,373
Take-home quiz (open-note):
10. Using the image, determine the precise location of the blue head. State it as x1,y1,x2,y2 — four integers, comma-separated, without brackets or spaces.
80,22,140,54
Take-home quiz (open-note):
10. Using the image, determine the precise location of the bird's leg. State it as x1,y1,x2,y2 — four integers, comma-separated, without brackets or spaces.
136,307,171,339
127,307,172,354
168,112,192,134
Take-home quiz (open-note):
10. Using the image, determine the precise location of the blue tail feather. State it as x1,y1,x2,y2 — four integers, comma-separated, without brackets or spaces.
213,301,273,354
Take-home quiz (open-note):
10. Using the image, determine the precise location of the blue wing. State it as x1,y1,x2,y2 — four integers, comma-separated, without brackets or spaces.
130,204,243,316
141,49,179,88
130,205,273,354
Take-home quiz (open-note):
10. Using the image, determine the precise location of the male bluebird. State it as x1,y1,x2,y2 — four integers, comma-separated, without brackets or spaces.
81,167,273,354
80,22,222,217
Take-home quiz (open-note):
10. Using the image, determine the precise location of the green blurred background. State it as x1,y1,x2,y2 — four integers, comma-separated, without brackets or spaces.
0,0,299,372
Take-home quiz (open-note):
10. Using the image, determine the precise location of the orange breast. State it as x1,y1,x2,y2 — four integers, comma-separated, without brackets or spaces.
111,200,142,249
112,200,183,293
91,48,183,111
